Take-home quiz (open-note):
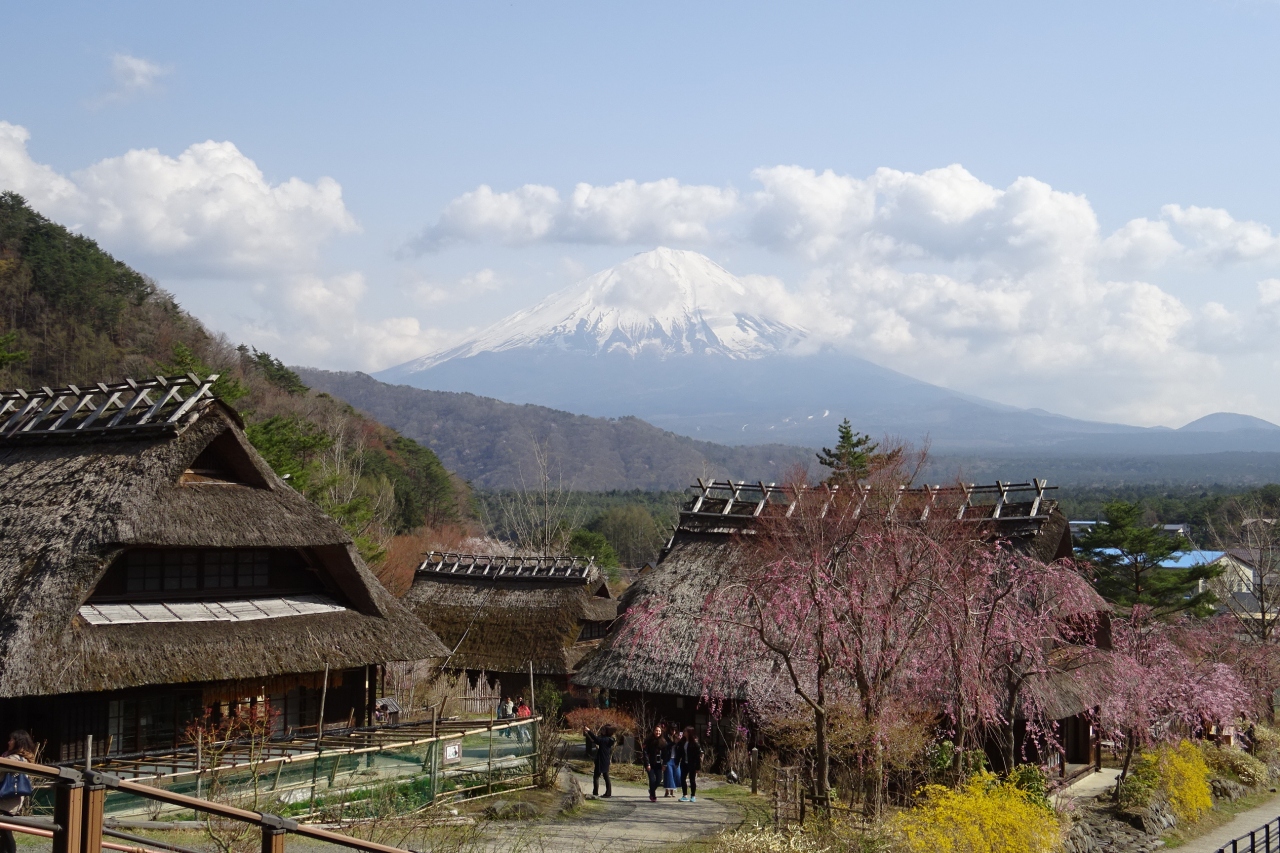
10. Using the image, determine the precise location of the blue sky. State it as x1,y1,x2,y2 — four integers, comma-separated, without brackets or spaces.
3,1,1280,426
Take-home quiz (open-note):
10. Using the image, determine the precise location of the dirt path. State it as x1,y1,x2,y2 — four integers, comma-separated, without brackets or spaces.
475,773,740,853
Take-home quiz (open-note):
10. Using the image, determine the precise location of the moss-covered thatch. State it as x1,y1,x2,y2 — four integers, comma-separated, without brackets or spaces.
0,398,448,698
403,557,618,676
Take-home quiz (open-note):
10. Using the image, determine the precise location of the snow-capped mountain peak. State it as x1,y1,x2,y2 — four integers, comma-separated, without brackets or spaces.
401,248,806,371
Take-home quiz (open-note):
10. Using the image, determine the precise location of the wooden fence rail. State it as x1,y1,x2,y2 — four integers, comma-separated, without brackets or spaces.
0,755,412,853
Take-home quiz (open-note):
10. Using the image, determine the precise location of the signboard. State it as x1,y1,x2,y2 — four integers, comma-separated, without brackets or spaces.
443,741,462,764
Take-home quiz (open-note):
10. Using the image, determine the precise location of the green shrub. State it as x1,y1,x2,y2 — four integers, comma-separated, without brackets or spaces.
1118,753,1160,810
1202,742,1268,788
1006,764,1051,811
1252,724,1280,765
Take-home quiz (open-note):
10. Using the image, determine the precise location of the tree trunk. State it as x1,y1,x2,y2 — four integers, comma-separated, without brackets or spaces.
813,705,829,798
952,712,968,783
1115,731,1137,800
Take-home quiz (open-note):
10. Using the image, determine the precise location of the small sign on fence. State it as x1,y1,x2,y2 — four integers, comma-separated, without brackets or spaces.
443,742,462,764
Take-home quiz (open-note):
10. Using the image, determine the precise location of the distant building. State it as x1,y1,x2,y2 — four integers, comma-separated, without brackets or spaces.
0,375,448,761
1069,519,1196,544
404,552,619,701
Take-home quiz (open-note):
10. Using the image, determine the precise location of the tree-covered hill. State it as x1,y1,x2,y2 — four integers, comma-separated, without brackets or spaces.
294,367,818,490
0,192,470,581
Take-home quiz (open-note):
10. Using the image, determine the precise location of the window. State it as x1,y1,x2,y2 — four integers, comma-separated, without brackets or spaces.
90,549,323,602
125,551,197,594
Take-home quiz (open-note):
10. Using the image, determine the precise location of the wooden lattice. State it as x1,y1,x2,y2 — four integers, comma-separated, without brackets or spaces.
417,551,597,582
773,765,803,826
0,374,219,441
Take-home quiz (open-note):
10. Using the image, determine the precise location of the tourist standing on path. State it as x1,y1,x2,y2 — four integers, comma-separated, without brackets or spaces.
498,696,512,738
679,726,703,802
0,731,35,853
642,725,667,802
583,724,616,798
514,698,532,744
663,727,682,797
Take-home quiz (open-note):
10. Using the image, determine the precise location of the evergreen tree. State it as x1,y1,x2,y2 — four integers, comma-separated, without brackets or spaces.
1077,500,1219,616
0,331,27,369
816,418,879,484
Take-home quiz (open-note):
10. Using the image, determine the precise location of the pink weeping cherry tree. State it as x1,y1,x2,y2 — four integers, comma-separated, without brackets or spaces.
926,543,1104,776
1100,605,1250,790
685,464,1106,815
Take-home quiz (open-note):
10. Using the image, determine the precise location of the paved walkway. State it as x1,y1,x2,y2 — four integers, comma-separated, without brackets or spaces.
477,773,739,853
1052,767,1120,808
1174,798,1280,853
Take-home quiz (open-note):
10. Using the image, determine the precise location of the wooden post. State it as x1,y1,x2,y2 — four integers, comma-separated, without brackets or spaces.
316,664,330,749
51,781,83,853
312,664,329,805
80,783,106,853
750,747,759,795
486,710,495,796
196,730,203,799
260,826,286,853
527,661,535,715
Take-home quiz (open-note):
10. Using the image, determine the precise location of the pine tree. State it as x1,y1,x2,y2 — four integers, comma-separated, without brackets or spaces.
815,418,879,484
1077,501,1220,616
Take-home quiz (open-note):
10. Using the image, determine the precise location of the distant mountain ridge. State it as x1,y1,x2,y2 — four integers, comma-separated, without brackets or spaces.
1179,412,1280,433
380,248,1280,452
298,368,814,490
302,369,1280,490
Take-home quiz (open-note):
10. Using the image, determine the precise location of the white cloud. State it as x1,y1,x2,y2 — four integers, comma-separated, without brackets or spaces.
413,164,1280,423
0,121,421,372
0,122,357,273
413,178,737,250
93,53,170,106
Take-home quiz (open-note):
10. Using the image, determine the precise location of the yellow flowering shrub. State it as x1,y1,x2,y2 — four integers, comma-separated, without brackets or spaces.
1156,740,1213,824
888,772,1060,853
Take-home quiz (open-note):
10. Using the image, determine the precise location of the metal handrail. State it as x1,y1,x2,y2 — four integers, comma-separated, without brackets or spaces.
1218,815,1280,853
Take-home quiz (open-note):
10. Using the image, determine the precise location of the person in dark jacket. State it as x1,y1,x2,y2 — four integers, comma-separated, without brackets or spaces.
583,724,616,797
642,725,667,802
678,726,703,802
0,731,35,853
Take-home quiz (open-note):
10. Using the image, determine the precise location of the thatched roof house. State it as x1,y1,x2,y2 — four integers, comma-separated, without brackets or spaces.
575,479,1074,699
0,375,447,759
404,552,618,692
574,478,1104,773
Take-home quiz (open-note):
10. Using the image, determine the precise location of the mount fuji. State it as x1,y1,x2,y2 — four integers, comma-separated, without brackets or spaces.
379,249,1280,453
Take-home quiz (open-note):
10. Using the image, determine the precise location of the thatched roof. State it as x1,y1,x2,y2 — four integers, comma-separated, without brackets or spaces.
404,552,618,675
573,480,1077,698
0,376,449,698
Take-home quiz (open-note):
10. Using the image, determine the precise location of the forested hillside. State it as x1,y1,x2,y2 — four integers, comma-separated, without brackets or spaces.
0,192,470,585
294,368,818,490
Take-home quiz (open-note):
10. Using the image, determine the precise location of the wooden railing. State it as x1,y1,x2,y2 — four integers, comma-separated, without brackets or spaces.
0,755,413,853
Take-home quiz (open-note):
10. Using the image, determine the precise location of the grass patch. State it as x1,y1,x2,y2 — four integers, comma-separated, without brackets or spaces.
1162,787,1280,848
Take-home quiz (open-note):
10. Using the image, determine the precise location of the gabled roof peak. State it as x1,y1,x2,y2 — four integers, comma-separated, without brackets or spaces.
0,374,220,444
418,551,597,583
